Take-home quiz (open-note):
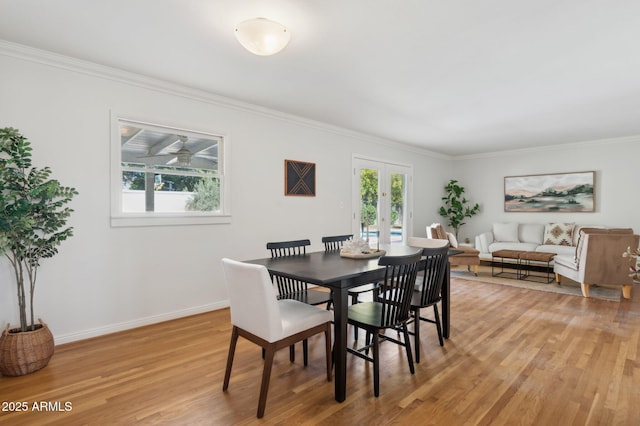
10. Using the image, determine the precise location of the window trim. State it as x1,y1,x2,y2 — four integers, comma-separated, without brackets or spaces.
110,112,231,227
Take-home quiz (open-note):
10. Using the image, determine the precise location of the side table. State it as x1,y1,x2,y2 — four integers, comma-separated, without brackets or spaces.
491,249,525,279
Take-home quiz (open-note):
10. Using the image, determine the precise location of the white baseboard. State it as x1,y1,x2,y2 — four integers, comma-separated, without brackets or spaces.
54,301,229,345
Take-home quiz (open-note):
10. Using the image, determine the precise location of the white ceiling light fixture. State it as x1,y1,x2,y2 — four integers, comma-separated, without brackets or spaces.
234,17,290,56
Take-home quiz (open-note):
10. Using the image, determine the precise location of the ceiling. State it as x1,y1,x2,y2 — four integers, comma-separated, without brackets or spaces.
1,0,640,156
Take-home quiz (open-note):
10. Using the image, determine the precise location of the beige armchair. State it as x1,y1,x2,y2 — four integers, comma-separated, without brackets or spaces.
426,224,480,275
554,228,639,298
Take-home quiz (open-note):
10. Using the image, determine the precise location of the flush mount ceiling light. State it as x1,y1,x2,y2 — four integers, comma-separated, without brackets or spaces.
234,17,290,56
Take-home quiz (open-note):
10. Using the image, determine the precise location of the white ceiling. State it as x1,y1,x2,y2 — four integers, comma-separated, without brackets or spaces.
2,0,640,156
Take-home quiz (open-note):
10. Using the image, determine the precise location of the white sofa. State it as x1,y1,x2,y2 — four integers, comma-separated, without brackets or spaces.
475,222,600,263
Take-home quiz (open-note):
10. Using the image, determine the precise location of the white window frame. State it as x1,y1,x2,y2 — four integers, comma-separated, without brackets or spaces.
110,112,231,227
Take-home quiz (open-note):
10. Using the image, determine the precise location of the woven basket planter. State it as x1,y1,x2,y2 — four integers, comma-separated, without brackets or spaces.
0,319,55,376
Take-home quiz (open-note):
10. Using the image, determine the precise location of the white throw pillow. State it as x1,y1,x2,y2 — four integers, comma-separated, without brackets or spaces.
446,232,458,248
493,223,519,242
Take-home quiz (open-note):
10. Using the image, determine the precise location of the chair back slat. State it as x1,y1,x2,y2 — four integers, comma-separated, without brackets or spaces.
266,239,312,298
377,252,422,326
322,234,353,251
417,245,450,307
267,239,311,257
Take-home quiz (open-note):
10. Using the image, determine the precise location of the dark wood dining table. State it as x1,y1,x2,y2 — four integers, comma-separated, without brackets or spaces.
246,244,458,402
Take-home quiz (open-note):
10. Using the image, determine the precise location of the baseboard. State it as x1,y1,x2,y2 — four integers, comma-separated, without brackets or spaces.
54,301,229,345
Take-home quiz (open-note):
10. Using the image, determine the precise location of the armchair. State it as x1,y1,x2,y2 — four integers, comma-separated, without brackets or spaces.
554,228,639,298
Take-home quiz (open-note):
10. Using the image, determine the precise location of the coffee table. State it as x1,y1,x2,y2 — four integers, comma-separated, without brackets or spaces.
491,249,525,279
519,251,556,283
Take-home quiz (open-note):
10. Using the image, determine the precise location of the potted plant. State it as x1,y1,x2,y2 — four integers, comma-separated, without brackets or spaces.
438,179,480,239
0,127,77,376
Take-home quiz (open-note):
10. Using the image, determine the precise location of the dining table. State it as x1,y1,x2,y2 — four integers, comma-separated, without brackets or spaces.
246,244,459,403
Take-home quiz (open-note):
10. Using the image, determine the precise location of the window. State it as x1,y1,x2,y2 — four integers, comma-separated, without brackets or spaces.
111,117,229,227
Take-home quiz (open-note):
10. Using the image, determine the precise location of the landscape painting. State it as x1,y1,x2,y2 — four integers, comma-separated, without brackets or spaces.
504,171,595,212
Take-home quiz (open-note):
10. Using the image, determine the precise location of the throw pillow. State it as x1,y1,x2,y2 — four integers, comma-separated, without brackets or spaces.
446,232,458,248
429,223,448,240
493,223,519,242
543,223,574,246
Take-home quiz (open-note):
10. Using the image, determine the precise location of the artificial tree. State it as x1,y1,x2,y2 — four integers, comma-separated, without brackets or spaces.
0,127,78,333
438,179,480,239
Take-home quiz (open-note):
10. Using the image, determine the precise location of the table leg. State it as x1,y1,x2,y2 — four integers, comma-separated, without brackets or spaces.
442,262,450,339
332,284,349,402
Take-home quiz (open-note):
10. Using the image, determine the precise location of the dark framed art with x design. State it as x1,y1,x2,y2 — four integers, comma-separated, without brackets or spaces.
284,159,316,196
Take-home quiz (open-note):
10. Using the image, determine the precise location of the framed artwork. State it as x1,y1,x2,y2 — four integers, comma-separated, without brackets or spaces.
285,159,316,196
504,171,595,212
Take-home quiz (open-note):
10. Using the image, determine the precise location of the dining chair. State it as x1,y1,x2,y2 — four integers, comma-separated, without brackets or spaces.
322,234,380,342
346,251,422,397
405,237,450,363
221,258,332,419
321,234,353,251
266,239,333,364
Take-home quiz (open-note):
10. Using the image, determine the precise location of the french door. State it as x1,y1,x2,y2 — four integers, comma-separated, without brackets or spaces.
352,157,413,245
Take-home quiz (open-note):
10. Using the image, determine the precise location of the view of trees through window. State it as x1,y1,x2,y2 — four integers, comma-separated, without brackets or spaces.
360,170,404,228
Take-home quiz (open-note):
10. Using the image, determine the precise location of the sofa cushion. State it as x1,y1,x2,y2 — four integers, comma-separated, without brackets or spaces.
543,223,574,246
493,223,519,242
519,223,545,244
554,254,578,271
535,244,575,257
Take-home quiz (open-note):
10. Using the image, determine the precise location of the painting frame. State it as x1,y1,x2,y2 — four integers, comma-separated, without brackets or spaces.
284,159,316,196
504,171,595,213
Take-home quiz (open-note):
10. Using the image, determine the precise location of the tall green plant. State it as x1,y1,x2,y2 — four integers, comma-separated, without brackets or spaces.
438,179,479,239
0,128,78,332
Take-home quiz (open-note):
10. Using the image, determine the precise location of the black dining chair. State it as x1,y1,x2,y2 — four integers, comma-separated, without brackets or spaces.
322,234,380,342
405,237,450,363
346,251,422,397
266,239,333,364
321,234,353,251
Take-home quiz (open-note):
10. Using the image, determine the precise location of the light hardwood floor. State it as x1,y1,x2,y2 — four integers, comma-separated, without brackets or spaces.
2,277,640,425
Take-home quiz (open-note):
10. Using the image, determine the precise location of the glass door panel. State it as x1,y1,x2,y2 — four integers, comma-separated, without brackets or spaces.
359,168,379,246
352,158,412,246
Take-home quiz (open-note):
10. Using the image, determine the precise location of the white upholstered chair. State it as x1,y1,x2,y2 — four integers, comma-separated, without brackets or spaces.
554,229,639,298
221,258,332,418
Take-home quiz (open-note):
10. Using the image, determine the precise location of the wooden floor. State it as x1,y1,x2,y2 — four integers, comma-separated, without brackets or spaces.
2,277,640,425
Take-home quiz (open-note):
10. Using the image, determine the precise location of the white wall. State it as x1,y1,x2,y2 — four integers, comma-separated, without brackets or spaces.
2,43,637,344
0,44,449,343
449,138,640,243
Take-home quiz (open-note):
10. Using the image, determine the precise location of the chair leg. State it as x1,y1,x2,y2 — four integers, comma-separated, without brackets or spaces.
352,293,360,341
402,324,415,375
373,331,380,397
223,326,239,391
324,324,333,381
257,345,276,418
364,330,372,356
412,307,421,363
303,339,308,366
289,344,295,362
433,304,444,347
